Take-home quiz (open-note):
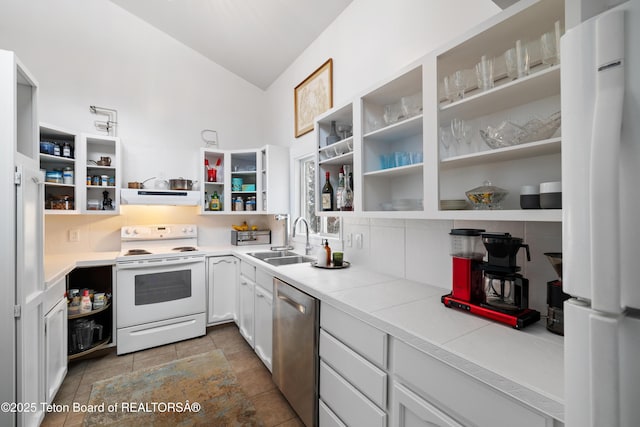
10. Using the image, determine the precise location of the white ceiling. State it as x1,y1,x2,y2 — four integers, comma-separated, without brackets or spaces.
108,0,353,90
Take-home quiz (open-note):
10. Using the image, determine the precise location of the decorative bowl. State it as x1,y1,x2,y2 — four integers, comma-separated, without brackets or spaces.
480,111,561,149
465,181,508,210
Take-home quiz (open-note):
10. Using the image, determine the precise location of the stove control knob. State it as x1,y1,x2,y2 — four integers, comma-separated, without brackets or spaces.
131,228,138,235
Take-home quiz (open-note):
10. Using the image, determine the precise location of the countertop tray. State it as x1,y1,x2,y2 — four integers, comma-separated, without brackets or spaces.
311,261,350,269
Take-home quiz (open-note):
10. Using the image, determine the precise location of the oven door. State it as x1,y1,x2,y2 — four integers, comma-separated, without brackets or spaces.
116,256,206,328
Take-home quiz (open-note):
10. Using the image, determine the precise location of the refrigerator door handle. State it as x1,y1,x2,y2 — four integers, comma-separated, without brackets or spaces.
589,312,620,427
589,9,625,313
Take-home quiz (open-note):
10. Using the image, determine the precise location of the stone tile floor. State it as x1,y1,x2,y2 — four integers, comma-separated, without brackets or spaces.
41,323,303,427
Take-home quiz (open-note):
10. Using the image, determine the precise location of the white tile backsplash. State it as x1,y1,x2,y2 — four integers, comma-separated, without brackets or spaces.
344,217,562,314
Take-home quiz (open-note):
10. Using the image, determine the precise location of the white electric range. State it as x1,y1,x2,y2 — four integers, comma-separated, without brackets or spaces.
115,224,206,355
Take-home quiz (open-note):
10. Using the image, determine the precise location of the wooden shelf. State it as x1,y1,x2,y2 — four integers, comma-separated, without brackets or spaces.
364,163,423,178
433,208,562,222
363,114,422,142
319,151,354,166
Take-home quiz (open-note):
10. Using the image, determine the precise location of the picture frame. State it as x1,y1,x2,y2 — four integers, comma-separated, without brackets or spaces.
294,58,333,138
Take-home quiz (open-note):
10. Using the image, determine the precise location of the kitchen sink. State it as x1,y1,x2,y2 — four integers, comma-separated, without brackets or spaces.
247,250,298,260
247,251,314,266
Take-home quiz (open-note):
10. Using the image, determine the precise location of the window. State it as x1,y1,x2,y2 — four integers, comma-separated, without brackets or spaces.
297,155,340,237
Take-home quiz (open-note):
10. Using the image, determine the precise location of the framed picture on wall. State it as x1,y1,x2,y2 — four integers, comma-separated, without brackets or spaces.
294,58,333,138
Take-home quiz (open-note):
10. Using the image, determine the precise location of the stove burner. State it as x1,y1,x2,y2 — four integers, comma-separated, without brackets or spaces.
125,249,152,256
173,246,197,252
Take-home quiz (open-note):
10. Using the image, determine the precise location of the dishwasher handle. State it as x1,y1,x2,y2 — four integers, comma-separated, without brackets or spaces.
277,292,306,314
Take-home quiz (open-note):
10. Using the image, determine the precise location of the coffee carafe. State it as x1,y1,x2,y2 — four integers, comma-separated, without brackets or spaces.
544,252,571,335
481,233,531,312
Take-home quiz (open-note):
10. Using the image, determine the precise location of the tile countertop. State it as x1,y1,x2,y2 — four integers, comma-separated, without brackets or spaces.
45,246,564,422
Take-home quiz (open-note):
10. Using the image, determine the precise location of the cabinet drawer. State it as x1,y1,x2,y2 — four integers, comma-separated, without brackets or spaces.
44,276,66,314
393,339,548,427
321,303,387,368
255,268,272,291
320,329,387,408
240,260,256,282
319,399,347,427
320,361,386,427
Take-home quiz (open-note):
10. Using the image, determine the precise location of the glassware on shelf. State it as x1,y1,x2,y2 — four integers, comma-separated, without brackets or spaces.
451,118,472,145
341,165,353,211
400,92,423,118
337,124,352,140
541,21,562,66
479,111,561,149
505,40,529,80
475,55,494,92
439,126,455,159
383,102,404,125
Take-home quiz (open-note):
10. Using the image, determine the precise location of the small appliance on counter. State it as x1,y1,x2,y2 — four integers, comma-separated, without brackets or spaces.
544,252,570,335
231,229,271,246
442,229,540,329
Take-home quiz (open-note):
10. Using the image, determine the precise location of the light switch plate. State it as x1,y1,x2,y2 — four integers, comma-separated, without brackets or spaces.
69,229,80,242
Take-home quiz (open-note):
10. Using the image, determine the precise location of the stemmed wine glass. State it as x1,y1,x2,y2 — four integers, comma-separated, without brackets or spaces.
439,126,455,159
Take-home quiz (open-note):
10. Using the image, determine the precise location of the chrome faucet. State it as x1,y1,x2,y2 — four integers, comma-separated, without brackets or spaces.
292,217,313,255
271,213,294,251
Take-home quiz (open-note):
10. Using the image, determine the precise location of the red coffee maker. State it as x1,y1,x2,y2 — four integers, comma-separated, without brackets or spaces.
442,230,540,329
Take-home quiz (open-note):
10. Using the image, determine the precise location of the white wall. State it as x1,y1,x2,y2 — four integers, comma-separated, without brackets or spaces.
265,0,501,159
0,0,268,184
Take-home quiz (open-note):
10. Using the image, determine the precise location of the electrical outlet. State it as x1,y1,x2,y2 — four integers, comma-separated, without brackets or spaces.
346,233,353,247
69,229,80,242
355,233,363,249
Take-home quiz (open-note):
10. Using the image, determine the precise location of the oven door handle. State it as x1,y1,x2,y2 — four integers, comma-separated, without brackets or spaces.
116,257,205,270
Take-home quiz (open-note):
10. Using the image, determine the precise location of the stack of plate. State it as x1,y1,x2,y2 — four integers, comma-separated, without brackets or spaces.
440,199,468,210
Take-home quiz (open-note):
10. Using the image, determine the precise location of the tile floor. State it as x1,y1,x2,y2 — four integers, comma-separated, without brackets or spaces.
41,323,303,427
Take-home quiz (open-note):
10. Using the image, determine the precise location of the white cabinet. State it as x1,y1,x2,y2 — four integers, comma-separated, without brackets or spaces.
44,298,67,404
392,338,551,427
393,382,462,427
254,282,273,371
319,303,389,426
207,256,238,325
426,0,563,221
237,261,255,348
315,102,355,215
200,145,289,214
360,65,424,216
39,123,79,214
77,133,121,214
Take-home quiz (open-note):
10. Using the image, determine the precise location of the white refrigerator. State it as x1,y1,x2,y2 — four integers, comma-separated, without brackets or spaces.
562,0,640,426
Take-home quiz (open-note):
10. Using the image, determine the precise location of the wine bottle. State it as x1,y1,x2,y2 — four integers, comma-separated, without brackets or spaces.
321,171,334,211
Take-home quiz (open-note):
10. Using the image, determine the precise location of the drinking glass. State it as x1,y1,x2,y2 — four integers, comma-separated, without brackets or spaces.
451,118,472,146
451,70,468,100
443,75,456,103
541,24,561,67
505,41,529,80
475,56,494,91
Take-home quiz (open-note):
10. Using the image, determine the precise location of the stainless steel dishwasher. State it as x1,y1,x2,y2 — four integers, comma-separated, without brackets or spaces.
272,278,319,427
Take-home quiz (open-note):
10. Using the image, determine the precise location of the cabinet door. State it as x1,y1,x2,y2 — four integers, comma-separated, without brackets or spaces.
393,382,463,427
45,298,67,404
238,276,255,348
15,162,46,427
254,284,273,371
207,256,238,325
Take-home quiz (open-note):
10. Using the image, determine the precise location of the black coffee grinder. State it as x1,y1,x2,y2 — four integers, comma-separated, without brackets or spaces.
544,252,571,335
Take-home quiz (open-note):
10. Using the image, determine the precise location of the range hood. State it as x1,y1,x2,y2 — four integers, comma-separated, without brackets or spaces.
120,189,201,206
